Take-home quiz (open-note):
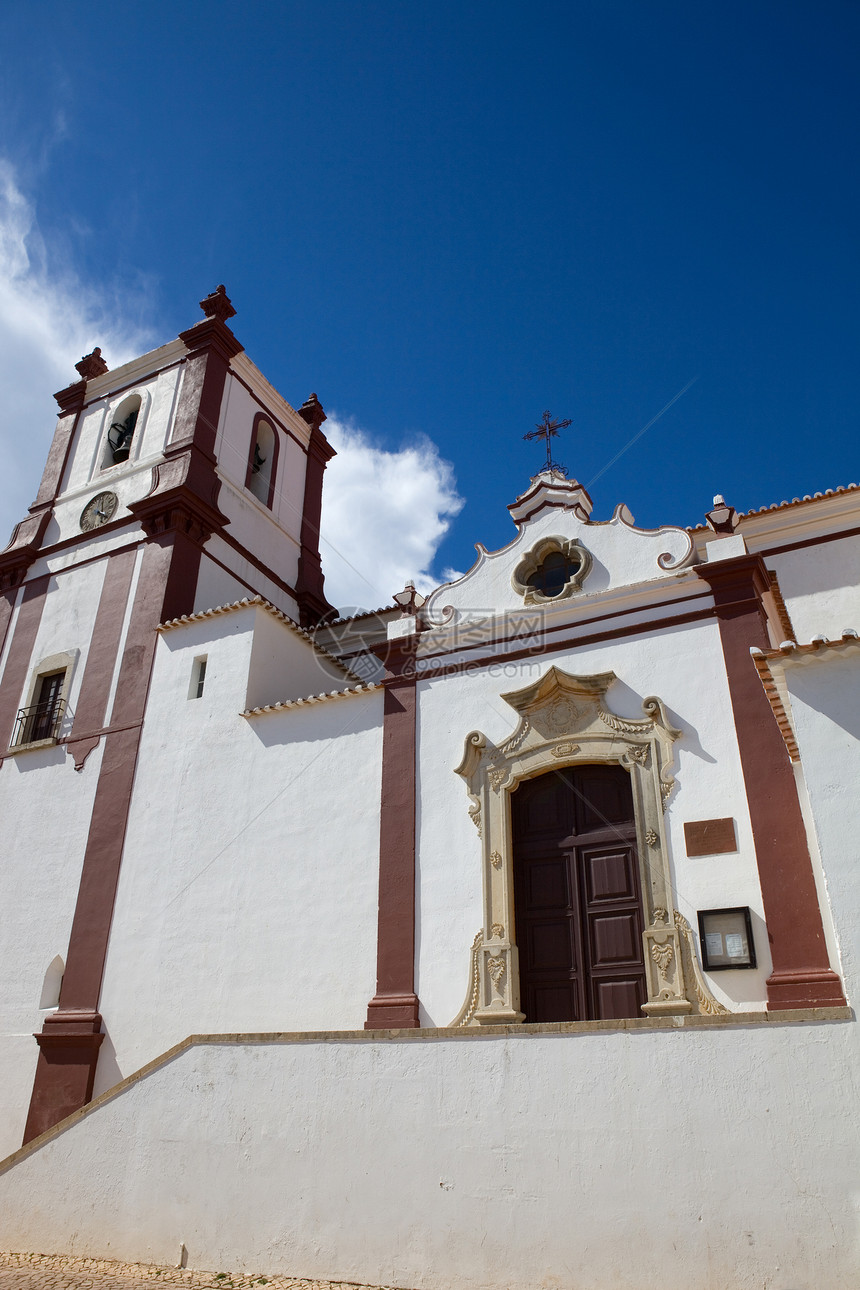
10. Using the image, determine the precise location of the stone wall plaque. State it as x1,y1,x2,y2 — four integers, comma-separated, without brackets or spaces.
684,818,737,857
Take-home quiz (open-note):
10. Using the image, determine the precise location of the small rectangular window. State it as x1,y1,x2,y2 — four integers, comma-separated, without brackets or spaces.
188,656,208,700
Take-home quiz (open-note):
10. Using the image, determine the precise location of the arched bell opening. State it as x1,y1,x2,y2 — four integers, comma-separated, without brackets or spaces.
103,393,142,468
246,415,278,507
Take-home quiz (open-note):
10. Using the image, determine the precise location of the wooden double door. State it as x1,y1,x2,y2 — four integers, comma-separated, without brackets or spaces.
511,764,647,1022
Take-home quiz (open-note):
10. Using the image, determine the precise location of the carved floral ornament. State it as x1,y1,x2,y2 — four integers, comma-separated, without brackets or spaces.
511,536,592,606
450,665,727,1026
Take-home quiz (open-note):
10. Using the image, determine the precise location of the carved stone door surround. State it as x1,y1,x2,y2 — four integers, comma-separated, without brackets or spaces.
454,666,725,1025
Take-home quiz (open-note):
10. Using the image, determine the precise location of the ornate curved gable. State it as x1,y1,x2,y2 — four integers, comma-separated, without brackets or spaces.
424,472,694,626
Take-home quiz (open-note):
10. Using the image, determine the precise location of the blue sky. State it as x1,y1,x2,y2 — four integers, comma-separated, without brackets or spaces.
1,1,858,609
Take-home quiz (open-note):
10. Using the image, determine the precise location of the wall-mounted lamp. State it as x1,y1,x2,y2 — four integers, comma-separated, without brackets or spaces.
698,907,756,970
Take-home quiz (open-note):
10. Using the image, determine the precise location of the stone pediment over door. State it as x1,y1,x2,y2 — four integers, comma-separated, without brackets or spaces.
451,666,727,1026
423,472,694,627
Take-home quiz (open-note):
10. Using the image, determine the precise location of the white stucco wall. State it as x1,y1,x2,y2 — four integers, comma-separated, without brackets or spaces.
94,609,383,1091
1,1018,857,1290
193,552,257,617
244,603,346,707
781,650,860,1005
415,617,770,1026
769,535,860,642
195,542,300,620
212,373,309,592
215,371,310,533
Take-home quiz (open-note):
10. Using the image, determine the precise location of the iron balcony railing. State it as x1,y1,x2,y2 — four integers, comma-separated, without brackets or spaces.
11,698,66,748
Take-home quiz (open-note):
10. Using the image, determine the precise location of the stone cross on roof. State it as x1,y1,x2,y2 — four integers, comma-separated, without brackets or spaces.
523,410,572,476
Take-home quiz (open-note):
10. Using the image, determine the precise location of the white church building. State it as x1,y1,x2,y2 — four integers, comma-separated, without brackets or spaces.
0,288,858,1290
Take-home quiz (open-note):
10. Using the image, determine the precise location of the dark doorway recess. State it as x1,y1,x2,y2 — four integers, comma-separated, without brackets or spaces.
511,764,647,1022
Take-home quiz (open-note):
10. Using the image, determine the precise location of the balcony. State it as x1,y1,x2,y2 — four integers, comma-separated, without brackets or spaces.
11,698,66,749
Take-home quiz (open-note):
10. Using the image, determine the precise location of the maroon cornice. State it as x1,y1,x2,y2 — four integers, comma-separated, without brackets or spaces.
129,486,228,547
697,553,845,1009
179,315,244,363
53,379,88,414
698,552,772,620
365,636,421,1029
0,525,47,593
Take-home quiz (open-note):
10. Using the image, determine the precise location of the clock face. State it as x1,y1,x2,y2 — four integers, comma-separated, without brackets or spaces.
80,491,119,532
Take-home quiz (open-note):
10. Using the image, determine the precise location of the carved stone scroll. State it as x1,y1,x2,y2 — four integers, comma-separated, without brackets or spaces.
450,931,483,1028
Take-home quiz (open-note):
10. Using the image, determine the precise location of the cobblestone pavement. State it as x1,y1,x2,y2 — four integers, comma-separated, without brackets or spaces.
0,1254,399,1290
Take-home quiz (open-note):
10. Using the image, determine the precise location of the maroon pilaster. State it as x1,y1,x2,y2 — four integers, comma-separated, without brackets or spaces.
34,371,91,508
295,394,336,627
699,554,845,1008
0,576,50,756
175,300,243,458
66,548,138,770
22,539,178,1142
365,638,421,1028
22,1014,103,1145
0,587,18,666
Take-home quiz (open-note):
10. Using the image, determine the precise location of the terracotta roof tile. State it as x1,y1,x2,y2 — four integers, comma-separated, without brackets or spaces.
241,681,382,717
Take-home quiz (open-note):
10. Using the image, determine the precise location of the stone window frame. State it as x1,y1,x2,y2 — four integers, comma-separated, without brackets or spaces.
511,536,592,606
7,649,79,754
452,665,725,1026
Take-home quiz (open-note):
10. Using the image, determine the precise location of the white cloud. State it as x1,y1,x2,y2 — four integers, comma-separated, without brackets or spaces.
0,159,463,613
0,159,153,547
320,417,464,613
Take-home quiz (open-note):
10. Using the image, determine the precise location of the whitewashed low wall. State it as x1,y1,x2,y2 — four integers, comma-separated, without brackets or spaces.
0,1017,856,1290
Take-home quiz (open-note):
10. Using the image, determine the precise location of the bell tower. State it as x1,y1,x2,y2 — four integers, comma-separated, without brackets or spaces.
0,287,337,1143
